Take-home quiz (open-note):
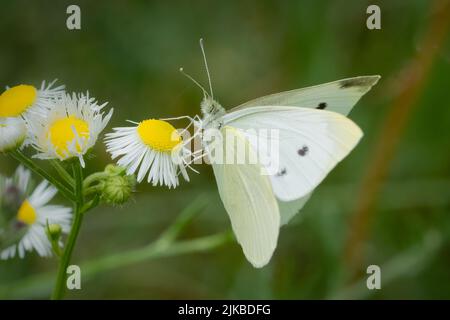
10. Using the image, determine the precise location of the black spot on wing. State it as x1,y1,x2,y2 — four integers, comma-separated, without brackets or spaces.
317,102,327,110
298,145,309,156
276,168,287,177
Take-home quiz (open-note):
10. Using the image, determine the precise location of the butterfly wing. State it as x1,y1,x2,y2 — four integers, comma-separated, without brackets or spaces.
210,126,279,268
278,193,311,225
225,76,378,224
225,106,363,202
229,75,380,116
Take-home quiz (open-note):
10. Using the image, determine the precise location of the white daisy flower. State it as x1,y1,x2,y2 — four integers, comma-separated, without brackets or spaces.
0,80,65,151
0,117,27,152
0,80,65,119
105,119,191,188
0,166,72,260
28,92,113,167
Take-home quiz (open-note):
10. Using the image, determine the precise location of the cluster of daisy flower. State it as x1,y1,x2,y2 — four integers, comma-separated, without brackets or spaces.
0,80,113,167
0,80,117,259
0,79,193,260
0,80,191,189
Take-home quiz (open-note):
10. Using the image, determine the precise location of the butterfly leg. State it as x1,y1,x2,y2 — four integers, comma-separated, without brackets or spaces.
161,115,202,127
190,152,207,164
179,124,203,148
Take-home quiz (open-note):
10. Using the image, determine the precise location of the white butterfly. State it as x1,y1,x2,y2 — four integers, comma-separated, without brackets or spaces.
178,40,380,268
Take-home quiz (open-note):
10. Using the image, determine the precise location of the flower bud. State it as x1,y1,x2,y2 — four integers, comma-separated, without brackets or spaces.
46,223,62,242
99,166,136,205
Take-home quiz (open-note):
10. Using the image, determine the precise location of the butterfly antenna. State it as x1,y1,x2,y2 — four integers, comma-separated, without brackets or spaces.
199,38,214,99
179,67,209,98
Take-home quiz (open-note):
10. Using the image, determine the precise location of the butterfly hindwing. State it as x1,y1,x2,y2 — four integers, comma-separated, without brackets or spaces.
210,126,280,268
278,193,311,225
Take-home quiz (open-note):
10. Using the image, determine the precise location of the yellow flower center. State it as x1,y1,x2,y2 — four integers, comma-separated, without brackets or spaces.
17,200,37,225
48,115,90,157
0,85,37,117
137,119,181,152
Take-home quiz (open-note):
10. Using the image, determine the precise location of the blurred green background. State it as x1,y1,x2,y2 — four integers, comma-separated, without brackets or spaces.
0,0,449,299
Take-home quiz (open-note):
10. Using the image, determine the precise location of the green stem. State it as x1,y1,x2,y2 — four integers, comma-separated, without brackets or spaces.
45,220,62,257
0,231,232,299
83,172,109,189
10,150,75,201
80,195,100,214
83,185,102,198
155,196,207,247
83,232,233,276
50,239,63,257
50,160,74,189
51,162,84,300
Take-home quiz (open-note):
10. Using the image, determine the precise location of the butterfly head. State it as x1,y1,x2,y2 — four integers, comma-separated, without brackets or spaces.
200,96,225,128
200,96,223,116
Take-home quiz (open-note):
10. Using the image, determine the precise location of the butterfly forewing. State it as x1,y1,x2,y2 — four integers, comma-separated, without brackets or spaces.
225,107,363,202
222,75,379,223
228,75,380,117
